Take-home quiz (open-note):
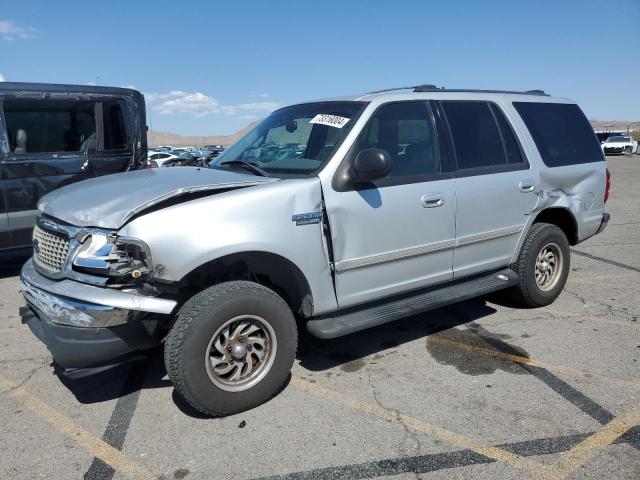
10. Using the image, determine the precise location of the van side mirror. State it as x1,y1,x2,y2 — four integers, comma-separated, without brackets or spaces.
351,148,392,183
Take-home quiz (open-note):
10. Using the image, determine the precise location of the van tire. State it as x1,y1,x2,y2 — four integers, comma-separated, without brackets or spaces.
508,223,570,307
164,281,297,417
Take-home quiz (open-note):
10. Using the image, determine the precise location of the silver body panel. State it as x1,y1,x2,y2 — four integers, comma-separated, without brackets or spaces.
322,179,456,307
25,89,607,325
119,177,339,315
39,167,277,229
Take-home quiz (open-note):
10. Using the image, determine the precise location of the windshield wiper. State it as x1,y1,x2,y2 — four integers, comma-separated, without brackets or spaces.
219,160,268,177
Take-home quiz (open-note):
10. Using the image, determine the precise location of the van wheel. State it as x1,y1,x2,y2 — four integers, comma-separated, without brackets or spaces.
164,281,297,417
508,223,570,307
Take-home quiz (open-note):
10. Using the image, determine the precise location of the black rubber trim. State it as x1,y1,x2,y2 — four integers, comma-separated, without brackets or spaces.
596,212,610,234
22,305,162,369
306,268,518,339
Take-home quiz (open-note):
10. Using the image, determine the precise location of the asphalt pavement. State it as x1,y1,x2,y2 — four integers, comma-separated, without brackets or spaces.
0,155,638,480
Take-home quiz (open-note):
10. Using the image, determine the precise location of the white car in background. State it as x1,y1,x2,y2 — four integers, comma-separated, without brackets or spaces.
601,135,638,155
148,151,178,167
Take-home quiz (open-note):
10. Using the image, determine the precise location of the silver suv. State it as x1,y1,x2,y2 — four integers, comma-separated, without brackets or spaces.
20,86,610,416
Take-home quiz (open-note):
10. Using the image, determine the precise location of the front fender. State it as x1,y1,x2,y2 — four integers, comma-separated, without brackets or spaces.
119,178,338,315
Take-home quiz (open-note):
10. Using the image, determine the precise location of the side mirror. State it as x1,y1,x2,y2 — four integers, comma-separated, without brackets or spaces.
351,148,392,183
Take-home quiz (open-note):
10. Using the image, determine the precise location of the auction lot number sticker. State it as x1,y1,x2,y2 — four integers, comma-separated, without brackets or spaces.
310,114,350,128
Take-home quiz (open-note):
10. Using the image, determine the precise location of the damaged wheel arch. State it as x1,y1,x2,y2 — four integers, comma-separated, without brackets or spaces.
175,251,315,318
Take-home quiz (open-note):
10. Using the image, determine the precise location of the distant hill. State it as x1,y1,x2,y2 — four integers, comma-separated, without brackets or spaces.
590,119,640,133
149,118,639,148
148,121,259,147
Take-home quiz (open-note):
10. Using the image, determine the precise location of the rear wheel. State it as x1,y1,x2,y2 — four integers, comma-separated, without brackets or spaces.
164,281,297,416
509,223,570,307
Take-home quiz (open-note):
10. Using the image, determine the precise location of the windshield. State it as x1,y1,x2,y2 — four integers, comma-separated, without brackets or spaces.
212,101,366,176
607,136,629,142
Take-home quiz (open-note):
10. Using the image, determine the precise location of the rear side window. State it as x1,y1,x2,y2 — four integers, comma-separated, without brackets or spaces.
4,100,95,153
490,104,523,164
102,100,128,150
513,102,603,167
441,101,525,171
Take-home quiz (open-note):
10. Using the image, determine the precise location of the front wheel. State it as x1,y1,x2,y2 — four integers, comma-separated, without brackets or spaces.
508,223,570,307
164,281,297,416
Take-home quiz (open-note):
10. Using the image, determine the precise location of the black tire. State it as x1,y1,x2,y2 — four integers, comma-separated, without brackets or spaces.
508,222,570,307
164,281,297,417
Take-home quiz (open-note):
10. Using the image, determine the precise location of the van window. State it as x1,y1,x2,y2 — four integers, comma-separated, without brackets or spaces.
513,102,603,167
442,101,511,170
102,101,128,150
4,100,96,153
356,101,439,178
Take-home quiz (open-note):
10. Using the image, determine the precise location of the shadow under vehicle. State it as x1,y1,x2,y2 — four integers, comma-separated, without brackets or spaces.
0,82,147,251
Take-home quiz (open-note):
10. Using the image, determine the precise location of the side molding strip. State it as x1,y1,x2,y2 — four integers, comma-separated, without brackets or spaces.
334,239,456,273
334,225,523,273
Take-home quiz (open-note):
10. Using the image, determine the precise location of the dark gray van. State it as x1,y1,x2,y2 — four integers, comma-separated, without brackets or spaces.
0,82,147,251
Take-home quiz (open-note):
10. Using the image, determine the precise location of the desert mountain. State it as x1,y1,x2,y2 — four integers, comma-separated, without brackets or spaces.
148,121,259,147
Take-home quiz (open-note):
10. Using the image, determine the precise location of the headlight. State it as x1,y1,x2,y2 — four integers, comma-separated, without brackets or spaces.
73,233,153,281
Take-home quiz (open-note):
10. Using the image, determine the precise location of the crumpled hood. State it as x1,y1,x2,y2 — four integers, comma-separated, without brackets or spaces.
39,167,277,229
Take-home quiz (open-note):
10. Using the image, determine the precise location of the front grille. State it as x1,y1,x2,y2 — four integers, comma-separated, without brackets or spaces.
33,224,70,273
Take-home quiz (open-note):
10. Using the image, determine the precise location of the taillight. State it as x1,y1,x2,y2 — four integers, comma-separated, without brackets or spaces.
604,168,611,203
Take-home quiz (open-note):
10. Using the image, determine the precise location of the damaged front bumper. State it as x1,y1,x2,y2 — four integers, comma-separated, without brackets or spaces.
19,258,176,369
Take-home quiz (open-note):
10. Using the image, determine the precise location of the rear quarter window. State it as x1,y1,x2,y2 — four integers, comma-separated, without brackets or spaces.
513,102,604,167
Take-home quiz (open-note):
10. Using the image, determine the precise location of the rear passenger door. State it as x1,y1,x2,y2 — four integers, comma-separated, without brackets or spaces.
323,101,456,308
437,101,538,278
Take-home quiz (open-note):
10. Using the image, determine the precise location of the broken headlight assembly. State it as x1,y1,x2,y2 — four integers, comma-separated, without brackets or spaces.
72,233,153,282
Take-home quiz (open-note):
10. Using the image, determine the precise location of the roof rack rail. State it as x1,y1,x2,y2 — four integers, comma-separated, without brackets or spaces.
412,85,548,96
367,86,416,94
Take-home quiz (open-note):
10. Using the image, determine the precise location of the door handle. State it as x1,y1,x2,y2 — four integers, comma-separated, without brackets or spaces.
518,180,536,193
421,193,445,208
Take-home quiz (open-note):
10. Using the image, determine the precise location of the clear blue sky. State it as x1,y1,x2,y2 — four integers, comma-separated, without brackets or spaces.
1,0,638,135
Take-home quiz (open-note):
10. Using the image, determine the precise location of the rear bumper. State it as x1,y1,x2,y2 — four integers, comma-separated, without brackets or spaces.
19,258,176,369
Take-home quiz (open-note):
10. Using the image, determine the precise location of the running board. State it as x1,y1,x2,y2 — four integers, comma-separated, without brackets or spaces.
306,268,518,339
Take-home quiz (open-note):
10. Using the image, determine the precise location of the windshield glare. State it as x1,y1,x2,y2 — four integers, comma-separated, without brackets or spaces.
212,101,365,176
607,136,629,142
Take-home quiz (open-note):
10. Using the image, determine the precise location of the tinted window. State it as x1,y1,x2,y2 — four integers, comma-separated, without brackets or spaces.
442,101,506,169
4,100,95,153
356,101,438,178
513,102,603,167
490,104,523,164
102,101,127,150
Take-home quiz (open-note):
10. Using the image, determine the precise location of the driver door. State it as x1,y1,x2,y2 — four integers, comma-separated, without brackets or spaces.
321,101,456,308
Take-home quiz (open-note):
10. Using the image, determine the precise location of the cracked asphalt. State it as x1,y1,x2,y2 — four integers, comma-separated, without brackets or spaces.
1,156,639,480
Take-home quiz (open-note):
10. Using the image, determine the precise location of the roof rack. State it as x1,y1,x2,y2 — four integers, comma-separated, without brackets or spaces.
367,85,548,96
367,86,417,94
412,85,548,96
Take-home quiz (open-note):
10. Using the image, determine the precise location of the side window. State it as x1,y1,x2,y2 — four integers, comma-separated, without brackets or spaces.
489,104,523,164
513,102,603,167
356,101,439,178
102,101,128,150
441,101,506,170
4,100,96,154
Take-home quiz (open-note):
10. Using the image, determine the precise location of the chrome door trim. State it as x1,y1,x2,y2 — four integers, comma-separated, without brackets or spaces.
334,239,456,273
455,225,523,247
